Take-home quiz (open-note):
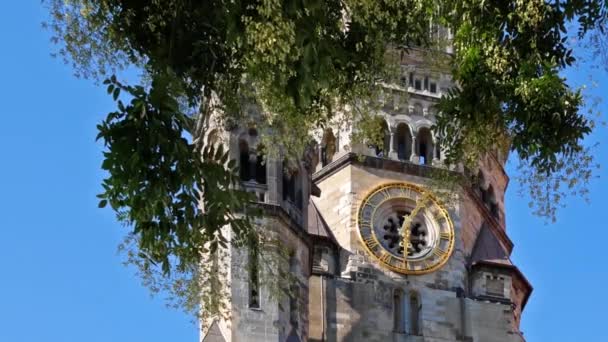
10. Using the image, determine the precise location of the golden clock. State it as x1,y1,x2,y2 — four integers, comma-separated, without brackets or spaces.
357,182,455,275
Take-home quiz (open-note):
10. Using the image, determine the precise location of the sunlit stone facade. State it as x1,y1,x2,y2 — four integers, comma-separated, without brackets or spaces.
200,49,532,342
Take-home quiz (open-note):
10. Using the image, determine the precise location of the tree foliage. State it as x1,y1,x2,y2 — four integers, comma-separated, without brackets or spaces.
45,0,605,316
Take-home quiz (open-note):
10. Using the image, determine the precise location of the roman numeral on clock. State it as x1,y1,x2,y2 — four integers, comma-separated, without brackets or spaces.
433,248,447,258
434,210,446,223
379,251,393,264
379,188,392,199
440,232,452,240
363,236,379,248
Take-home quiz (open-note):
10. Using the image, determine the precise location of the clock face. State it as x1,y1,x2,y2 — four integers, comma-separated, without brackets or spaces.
357,182,454,275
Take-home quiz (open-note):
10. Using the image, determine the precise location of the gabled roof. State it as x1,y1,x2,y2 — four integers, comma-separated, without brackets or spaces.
470,224,533,309
286,328,301,342
202,320,226,342
470,224,513,267
307,201,339,248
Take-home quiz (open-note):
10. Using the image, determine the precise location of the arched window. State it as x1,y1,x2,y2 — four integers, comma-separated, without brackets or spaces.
416,127,434,165
239,129,266,184
396,123,412,161
283,161,301,208
393,289,405,333
486,185,499,219
239,140,250,181
409,293,421,335
321,129,337,166
255,145,266,184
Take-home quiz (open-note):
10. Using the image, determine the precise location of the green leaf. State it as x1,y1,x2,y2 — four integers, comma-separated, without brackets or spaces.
113,87,120,101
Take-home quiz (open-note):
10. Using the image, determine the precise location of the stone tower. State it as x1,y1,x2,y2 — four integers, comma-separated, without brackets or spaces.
200,48,532,342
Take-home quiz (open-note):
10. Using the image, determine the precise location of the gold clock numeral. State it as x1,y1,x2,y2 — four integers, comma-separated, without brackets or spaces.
379,188,392,199
364,236,379,249
433,248,447,258
440,232,452,240
361,204,375,219
434,212,446,223
379,251,393,264
359,219,372,228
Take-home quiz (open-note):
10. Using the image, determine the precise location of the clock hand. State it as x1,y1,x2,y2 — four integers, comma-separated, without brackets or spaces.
401,193,430,264
400,215,410,269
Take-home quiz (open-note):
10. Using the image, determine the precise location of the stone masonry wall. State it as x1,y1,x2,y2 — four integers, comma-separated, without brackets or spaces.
206,216,310,342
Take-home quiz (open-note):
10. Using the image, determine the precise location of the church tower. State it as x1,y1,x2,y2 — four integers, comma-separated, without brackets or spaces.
200,48,532,342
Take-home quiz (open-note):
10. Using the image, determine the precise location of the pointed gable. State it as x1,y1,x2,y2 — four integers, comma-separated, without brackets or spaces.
307,201,339,247
286,328,301,342
470,223,513,267
202,320,226,342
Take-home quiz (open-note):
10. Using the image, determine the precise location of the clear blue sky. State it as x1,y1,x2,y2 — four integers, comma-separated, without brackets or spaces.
0,3,606,342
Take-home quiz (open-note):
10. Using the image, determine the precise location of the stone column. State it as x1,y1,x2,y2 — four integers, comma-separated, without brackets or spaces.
389,131,397,159
410,136,419,164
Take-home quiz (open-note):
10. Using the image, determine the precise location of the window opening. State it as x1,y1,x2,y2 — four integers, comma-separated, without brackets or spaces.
394,289,405,333
409,293,421,335
416,127,433,165
248,246,260,309
396,124,412,161
255,152,266,184
239,140,250,181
